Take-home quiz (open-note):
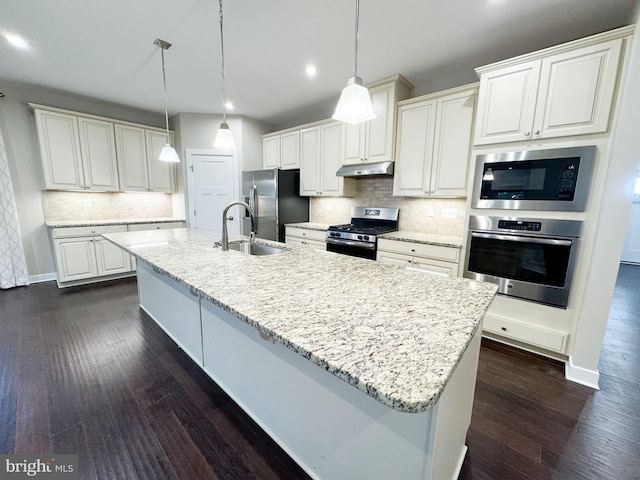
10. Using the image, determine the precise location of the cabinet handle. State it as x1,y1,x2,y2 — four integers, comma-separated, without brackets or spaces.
525,131,531,136
501,326,507,332
152,266,163,275
534,130,540,135
189,287,199,297
411,248,415,252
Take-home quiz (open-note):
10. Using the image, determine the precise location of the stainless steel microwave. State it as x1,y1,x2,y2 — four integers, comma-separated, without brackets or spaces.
471,146,596,212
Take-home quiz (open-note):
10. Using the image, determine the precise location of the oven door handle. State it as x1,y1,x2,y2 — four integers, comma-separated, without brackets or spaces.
326,237,376,249
471,232,573,247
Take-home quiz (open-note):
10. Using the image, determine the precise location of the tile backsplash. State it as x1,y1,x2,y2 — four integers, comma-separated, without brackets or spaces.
42,191,174,221
310,177,467,237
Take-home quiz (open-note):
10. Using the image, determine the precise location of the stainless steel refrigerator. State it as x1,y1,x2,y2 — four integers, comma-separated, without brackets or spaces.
241,169,309,242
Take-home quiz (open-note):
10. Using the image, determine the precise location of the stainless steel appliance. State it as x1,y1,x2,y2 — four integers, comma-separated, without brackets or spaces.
326,207,399,260
464,215,582,308
471,146,596,212
242,169,309,242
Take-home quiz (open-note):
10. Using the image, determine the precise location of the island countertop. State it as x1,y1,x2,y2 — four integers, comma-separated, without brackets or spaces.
104,228,497,413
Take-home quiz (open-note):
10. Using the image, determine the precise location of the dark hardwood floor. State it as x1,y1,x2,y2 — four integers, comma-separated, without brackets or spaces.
1,264,639,479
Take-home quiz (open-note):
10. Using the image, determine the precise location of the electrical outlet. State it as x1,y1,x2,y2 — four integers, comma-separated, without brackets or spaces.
427,207,435,217
143,199,150,208
442,207,457,218
83,199,92,208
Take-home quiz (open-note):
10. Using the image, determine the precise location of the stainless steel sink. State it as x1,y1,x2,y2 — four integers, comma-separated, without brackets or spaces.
228,242,288,256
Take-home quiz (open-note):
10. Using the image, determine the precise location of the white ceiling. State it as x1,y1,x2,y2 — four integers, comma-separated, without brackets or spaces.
1,0,638,128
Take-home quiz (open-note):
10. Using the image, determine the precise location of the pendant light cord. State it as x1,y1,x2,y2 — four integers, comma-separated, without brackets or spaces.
160,46,171,141
219,0,227,124
353,0,360,78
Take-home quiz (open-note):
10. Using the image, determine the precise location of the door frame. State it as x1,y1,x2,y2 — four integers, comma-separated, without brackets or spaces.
185,148,240,232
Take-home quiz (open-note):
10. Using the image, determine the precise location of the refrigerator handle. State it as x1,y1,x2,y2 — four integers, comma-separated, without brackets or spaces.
250,184,258,233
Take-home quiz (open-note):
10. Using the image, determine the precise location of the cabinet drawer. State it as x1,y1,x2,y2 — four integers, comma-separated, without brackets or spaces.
52,224,127,238
286,236,326,249
128,221,185,232
482,314,568,353
285,227,327,242
377,239,460,262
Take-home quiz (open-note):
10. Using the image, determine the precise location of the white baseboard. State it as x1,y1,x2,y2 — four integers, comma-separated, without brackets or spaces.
565,357,600,389
28,272,57,284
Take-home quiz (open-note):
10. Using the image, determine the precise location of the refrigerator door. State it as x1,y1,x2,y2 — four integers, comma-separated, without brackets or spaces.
243,169,278,241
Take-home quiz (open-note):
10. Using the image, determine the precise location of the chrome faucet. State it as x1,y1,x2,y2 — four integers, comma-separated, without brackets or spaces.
221,201,254,251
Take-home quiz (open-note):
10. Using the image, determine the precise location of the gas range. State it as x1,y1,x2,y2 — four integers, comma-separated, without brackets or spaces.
326,207,399,259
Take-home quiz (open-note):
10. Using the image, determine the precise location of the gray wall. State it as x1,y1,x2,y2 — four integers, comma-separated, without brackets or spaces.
0,79,165,279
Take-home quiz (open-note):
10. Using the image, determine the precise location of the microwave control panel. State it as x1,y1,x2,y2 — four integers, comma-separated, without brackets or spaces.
497,220,542,232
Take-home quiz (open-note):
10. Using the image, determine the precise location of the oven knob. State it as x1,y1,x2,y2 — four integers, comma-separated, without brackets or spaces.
507,284,513,289
363,235,369,241
357,235,363,240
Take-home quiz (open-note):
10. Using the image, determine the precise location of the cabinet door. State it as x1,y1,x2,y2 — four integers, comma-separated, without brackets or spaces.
54,238,98,282
263,136,280,169
115,124,148,191
299,127,321,196
367,83,395,163
412,257,458,277
320,122,345,196
430,90,476,197
343,122,366,165
77,117,119,191
34,110,84,190
145,130,176,192
534,38,623,139
95,237,132,275
393,100,436,197
474,61,540,145
280,131,300,169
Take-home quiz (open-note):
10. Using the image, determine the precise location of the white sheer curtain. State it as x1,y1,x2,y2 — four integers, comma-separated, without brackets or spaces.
0,126,29,288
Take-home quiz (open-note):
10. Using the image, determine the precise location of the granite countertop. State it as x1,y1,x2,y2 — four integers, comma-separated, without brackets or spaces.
285,222,332,231
380,231,464,248
104,228,496,413
286,223,464,248
46,218,186,228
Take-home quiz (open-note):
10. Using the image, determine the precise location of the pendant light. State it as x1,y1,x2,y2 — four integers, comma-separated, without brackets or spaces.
213,0,237,150
332,0,375,124
153,39,180,163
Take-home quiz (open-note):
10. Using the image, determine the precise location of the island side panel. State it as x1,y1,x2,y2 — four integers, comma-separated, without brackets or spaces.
200,297,478,480
137,261,203,365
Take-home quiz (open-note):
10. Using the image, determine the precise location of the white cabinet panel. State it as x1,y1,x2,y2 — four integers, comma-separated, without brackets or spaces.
95,237,132,275
145,130,175,192
285,227,326,249
35,110,84,190
393,85,477,198
320,123,344,196
262,135,280,169
299,127,321,196
377,239,460,277
54,238,98,281
474,34,625,145
280,131,300,169
77,117,119,191
115,124,148,192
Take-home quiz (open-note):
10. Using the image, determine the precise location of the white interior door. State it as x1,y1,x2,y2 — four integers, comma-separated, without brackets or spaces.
621,202,640,264
186,149,239,234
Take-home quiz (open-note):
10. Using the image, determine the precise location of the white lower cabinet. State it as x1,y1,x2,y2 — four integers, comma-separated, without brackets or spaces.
137,261,203,364
52,225,133,286
127,221,186,232
285,227,326,249
377,238,460,276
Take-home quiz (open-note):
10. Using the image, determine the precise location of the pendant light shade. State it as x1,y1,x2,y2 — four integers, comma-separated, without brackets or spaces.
332,0,375,125
154,38,180,163
213,0,237,151
214,122,236,150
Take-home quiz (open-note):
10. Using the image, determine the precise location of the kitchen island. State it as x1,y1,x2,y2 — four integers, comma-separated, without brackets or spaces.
104,228,497,480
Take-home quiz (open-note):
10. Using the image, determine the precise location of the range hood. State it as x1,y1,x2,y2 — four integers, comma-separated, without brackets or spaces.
336,161,394,177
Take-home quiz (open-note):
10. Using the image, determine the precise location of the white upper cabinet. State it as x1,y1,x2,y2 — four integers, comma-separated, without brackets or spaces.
343,75,413,165
474,29,629,145
262,130,300,170
35,108,119,191
115,124,176,193
77,117,119,191
32,104,175,192
393,85,477,198
299,121,355,197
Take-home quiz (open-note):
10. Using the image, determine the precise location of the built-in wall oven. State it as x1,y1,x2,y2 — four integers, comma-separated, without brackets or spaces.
471,145,596,212
464,215,582,308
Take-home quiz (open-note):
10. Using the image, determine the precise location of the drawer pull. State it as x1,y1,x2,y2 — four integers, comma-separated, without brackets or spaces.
152,266,163,275
189,287,199,297
501,326,507,332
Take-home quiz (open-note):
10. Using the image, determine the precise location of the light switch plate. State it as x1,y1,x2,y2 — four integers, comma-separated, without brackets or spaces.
442,207,457,218
427,207,435,217
83,199,92,208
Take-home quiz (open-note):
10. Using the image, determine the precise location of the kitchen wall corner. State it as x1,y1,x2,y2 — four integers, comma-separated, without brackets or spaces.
310,177,467,237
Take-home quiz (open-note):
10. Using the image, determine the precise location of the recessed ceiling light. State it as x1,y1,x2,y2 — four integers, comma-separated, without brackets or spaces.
225,101,234,110
4,33,29,50
306,64,317,77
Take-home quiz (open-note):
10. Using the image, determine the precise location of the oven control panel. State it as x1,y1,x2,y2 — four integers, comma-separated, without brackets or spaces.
497,220,542,231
